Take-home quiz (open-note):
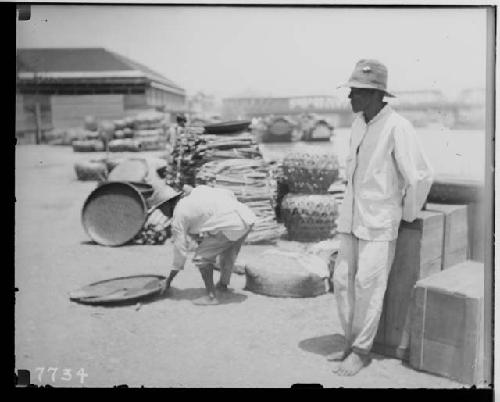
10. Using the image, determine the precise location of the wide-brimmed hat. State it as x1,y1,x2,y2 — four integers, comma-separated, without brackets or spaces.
147,183,183,211
340,59,395,98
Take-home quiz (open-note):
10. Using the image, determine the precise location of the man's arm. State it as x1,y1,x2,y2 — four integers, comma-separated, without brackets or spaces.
171,206,191,270
393,122,434,222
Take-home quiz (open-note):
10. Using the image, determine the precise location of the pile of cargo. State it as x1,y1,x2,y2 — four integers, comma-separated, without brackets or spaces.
71,112,168,152
165,126,260,187
165,120,284,244
195,158,286,244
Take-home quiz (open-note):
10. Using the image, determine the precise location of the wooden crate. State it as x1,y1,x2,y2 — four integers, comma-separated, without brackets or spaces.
426,203,468,270
372,210,444,360
409,261,485,385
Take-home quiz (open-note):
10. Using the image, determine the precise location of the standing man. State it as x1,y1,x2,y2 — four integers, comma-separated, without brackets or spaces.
329,60,434,375
167,113,187,151
149,184,257,305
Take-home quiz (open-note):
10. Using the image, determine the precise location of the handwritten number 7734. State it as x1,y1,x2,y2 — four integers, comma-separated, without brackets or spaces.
35,367,88,384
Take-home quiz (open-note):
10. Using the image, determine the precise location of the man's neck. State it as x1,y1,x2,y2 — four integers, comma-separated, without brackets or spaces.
363,102,386,123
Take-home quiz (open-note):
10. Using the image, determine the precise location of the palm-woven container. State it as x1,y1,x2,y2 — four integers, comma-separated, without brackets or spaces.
282,151,339,194
280,194,338,242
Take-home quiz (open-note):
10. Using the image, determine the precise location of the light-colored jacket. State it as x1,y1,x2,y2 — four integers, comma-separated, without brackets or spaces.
171,185,257,269
337,105,434,241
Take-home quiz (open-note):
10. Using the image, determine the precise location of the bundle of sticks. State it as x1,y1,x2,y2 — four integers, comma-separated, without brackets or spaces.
196,158,286,244
167,130,261,187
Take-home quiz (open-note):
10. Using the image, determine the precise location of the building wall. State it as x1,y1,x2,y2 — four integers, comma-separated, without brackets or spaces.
16,93,53,143
124,93,148,110
17,86,187,137
145,87,186,112
51,94,125,129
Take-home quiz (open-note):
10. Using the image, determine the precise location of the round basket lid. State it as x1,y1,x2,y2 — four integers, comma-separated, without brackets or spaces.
69,274,166,304
82,181,147,246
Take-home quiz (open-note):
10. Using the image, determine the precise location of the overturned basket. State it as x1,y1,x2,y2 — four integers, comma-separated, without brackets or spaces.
81,181,154,246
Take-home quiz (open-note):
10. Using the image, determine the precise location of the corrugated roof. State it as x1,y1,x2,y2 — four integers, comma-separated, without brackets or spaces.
17,47,184,93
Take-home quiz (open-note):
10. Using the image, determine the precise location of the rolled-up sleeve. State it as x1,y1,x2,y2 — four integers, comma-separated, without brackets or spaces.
393,122,434,222
171,208,191,270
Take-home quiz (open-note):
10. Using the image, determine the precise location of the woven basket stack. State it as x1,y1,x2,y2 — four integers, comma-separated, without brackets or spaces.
279,150,341,242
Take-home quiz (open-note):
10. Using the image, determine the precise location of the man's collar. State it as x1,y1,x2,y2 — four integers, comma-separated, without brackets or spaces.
363,103,391,125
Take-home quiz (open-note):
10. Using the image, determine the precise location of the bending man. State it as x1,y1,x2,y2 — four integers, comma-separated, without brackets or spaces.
150,184,257,305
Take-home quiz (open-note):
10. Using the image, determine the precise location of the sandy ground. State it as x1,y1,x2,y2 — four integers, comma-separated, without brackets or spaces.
15,145,465,388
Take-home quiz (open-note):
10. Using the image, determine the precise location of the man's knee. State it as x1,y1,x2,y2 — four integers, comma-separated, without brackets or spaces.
193,256,215,271
355,265,388,291
333,261,349,290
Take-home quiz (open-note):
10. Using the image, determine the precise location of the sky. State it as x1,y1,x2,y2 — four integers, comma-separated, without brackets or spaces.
16,5,488,100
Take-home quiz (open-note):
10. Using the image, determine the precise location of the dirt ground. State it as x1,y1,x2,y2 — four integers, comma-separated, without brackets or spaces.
15,145,464,388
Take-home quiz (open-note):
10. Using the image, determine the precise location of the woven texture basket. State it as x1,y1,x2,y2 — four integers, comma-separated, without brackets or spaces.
245,250,327,298
281,194,338,241
282,151,339,194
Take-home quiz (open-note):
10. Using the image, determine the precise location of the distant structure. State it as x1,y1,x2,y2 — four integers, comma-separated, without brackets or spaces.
16,47,187,141
454,88,486,129
222,89,485,129
222,95,352,127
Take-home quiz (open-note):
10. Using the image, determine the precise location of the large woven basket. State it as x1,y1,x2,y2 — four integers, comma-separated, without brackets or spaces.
245,250,327,298
74,160,108,182
72,139,105,152
281,194,338,242
282,151,339,194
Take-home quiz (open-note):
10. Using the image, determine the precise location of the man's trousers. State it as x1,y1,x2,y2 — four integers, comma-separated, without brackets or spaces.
333,233,397,355
192,230,250,285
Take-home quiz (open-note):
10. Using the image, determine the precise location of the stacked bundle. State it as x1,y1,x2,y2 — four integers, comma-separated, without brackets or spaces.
70,116,103,150
109,112,167,152
72,139,105,152
199,134,261,161
196,158,286,244
166,128,259,187
72,112,168,152
132,111,165,130
165,127,210,186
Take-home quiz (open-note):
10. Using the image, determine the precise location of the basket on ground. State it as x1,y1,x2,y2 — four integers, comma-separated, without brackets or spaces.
81,181,153,246
244,249,328,298
74,160,108,181
280,194,338,242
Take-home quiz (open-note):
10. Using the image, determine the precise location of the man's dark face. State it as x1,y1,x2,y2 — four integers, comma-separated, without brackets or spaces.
348,88,379,113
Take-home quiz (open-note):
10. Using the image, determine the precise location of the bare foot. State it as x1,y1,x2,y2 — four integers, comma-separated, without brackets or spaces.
192,295,220,306
333,352,369,376
326,348,350,362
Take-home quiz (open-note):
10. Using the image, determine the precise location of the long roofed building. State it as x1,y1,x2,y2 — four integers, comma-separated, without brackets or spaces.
16,47,187,140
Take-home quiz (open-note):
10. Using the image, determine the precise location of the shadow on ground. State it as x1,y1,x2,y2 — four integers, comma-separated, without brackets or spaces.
69,286,248,308
164,287,248,305
298,333,347,356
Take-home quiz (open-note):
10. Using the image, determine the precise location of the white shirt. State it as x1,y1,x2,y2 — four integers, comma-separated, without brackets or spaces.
171,185,257,269
337,105,434,241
